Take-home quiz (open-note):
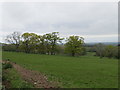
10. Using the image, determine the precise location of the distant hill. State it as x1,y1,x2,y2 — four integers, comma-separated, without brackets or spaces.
86,42,119,46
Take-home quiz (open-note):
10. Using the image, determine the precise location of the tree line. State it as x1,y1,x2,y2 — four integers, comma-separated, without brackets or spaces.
2,31,119,59
93,43,119,59
86,43,119,59
3,31,85,56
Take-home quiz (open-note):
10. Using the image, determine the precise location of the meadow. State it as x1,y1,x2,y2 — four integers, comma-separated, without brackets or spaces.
2,51,118,88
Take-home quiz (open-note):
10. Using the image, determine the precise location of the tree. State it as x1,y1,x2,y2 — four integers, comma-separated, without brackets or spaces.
94,43,105,58
94,44,119,59
5,31,21,51
65,36,84,56
21,33,40,53
105,45,115,58
37,35,46,54
44,32,64,55
112,46,119,59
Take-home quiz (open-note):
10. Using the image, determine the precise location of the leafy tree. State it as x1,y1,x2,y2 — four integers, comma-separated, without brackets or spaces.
94,44,119,59
65,36,84,56
21,33,39,53
44,32,64,55
5,31,21,51
113,46,119,59
37,35,46,54
94,43,105,58
105,45,116,58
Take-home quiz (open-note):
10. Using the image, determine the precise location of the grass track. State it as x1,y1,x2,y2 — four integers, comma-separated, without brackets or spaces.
2,51,118,88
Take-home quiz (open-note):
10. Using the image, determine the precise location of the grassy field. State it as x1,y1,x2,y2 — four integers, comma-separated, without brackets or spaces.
2,51,118,88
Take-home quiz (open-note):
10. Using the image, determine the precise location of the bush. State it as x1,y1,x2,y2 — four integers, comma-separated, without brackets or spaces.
2,75,7,81
2,44,16,52
3,63,13,69
94,44,119,59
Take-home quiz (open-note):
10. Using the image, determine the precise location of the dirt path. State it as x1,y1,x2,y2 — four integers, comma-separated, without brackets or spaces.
4,61,58,88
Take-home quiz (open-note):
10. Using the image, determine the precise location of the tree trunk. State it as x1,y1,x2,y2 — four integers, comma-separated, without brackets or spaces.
72,52,75,56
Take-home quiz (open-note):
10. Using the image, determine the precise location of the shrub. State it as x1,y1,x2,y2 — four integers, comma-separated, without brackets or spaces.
2,75,7,81
3,63,13,69
94,44,119,59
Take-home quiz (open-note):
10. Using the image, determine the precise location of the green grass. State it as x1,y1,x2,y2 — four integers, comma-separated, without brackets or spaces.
3,68,34,88
2,51,118,88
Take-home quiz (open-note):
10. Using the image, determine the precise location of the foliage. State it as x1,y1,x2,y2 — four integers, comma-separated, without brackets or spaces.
2,44,16,52
5,32,21,51
94,43,119,59
44,32,64,55
4,31,118,58
2,63,13,69
93,43,105,58
4,32,67,55
21,33,40,53
37,35,46,54
65,36,85,56
2,68,33,88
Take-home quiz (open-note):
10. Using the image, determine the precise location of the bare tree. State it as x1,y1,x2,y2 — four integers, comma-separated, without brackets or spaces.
5,31,21,51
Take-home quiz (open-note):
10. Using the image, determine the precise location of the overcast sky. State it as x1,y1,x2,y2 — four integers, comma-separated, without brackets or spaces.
0,2,118,43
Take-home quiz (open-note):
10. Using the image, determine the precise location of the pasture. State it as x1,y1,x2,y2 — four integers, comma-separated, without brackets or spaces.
2,51,118,88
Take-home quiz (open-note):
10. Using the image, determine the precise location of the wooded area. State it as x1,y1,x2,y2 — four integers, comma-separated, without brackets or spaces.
2,31,119,58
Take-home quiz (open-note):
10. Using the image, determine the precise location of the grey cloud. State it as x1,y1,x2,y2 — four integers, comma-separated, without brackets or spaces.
0,2,118,42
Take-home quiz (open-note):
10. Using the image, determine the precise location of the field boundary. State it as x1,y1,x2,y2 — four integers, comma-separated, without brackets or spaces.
3,60,59,88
